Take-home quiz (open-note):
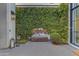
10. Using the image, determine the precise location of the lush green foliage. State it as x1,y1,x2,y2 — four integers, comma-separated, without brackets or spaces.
17,39,28,44
16,4,68,44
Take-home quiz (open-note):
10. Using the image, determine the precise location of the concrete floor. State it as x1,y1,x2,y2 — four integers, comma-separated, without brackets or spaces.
0,42,75,56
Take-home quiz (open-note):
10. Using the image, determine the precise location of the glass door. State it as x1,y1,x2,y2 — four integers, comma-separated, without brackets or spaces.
75,4,79,45
70,3,79,46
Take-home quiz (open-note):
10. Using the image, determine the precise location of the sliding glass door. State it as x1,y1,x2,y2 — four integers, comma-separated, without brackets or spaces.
75,4,79,44
70,3,79,46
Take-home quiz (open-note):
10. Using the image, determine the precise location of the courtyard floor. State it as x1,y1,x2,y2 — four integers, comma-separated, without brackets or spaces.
0,42,76,56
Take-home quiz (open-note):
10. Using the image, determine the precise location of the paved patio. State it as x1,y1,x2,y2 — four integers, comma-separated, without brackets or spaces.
0,42,75,56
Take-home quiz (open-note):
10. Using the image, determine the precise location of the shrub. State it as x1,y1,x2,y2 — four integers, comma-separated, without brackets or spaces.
17,39,28,44
50,32,61,44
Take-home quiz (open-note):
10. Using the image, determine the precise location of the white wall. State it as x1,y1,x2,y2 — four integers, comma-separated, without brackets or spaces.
0,3,16,49
6,3,16,48
0,4,7,48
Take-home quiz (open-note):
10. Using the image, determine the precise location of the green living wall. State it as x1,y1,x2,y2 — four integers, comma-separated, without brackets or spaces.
16,3,68,44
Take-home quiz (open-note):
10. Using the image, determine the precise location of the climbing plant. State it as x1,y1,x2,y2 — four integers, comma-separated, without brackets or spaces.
16,3,68,44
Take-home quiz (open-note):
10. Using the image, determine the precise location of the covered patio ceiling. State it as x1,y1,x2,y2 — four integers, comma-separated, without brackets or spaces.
16,3,60,7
